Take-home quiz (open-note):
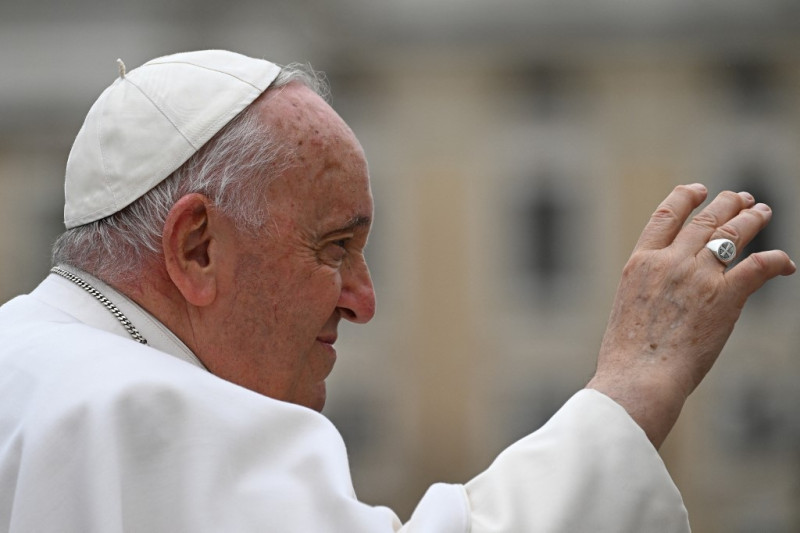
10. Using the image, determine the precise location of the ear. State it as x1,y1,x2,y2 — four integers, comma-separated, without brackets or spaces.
162,193,220,307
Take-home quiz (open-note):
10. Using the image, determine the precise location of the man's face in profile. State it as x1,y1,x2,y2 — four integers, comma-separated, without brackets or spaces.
201,83,376,411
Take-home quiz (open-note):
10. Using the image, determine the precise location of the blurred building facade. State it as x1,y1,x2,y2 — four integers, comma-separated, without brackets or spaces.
1,1,799,531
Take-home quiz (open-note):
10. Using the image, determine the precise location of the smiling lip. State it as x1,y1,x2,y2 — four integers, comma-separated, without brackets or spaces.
316,336,338,378
316,334,337,345
316,336,338,364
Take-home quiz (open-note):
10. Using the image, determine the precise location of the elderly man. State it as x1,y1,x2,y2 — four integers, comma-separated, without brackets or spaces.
0,50,794,532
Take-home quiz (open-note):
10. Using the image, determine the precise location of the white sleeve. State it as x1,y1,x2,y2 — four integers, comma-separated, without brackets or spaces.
458,389,690,533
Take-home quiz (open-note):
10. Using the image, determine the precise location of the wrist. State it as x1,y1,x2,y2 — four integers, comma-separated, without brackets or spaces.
585,370,688,449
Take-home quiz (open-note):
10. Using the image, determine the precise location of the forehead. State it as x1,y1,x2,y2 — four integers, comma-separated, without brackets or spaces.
263,83,355,147
257,83,372,226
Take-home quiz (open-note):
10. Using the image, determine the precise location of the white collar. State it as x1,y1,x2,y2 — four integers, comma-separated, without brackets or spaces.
40,265,207,371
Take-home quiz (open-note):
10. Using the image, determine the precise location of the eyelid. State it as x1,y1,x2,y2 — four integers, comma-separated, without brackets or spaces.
326,232,354,245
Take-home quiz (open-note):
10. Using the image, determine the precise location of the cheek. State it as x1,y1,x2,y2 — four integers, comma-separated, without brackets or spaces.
290,277,343,328
232,249,344,341
268,275,343,335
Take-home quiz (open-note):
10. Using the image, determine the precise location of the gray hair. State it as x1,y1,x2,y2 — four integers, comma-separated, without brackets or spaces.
52,63,329,284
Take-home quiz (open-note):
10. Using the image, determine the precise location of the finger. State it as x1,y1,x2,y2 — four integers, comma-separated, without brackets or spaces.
698,203,772,266
673,190,755,255
635,183,708,252
725,250,797,298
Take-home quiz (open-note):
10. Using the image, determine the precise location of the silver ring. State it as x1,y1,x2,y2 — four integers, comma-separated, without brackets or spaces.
705,238,736,264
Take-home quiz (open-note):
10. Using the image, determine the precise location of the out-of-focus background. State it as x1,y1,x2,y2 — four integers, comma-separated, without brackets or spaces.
2,1,799,530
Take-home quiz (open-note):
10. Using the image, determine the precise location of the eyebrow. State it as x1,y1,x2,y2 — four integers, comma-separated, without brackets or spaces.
325,214,372,236
345,215,372,230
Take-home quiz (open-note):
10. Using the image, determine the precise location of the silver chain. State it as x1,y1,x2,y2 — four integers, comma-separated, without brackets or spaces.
50,267,148,344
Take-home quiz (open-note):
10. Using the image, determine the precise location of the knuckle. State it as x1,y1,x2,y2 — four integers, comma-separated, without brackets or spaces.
713,223,740,242
744,205,771,226
650,205,681,225
622,250,673,282
746,252,770,273
717,190,740,202
621,251,651,278
691,210,720,231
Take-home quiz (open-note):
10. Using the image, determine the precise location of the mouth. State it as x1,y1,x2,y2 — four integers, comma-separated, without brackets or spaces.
315,335,338,370
316,333,337,346
314,337,337,411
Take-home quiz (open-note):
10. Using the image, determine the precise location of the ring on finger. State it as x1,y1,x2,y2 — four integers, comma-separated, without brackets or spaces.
705,238,736,264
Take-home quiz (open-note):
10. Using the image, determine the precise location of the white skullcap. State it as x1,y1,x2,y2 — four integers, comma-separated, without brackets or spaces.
64,50,281,229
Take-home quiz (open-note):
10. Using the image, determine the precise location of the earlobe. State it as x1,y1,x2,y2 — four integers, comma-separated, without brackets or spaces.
162,193,218,307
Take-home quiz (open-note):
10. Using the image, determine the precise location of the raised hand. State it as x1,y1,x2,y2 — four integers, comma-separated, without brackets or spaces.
587,183,796,448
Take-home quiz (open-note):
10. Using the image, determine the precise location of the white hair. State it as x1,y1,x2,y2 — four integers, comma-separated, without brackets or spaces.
52,63,328,283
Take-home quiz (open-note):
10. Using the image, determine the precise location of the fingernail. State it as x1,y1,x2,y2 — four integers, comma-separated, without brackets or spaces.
739,191,754,203
688,183,707,192
753,202,771,212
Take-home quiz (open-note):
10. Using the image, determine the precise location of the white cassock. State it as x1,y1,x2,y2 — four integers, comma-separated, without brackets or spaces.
0,268,690,532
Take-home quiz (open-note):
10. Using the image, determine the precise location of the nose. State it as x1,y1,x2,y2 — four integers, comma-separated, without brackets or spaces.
337,255,376,324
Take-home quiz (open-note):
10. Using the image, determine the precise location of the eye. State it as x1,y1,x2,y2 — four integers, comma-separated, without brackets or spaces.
321,237,350,265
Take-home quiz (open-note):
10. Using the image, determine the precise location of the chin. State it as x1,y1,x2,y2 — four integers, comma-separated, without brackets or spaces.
303,383,327,412
306,398,326,412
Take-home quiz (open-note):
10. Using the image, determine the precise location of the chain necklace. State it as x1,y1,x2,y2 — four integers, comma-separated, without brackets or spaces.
50,267,148,344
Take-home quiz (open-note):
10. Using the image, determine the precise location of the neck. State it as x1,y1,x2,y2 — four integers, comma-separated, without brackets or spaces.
113,264,201,360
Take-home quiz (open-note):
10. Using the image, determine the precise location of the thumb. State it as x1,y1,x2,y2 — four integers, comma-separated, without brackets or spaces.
725,250,796,298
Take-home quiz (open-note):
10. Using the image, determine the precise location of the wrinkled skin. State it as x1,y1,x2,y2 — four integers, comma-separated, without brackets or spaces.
587,184,796,448
148,83,376,412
